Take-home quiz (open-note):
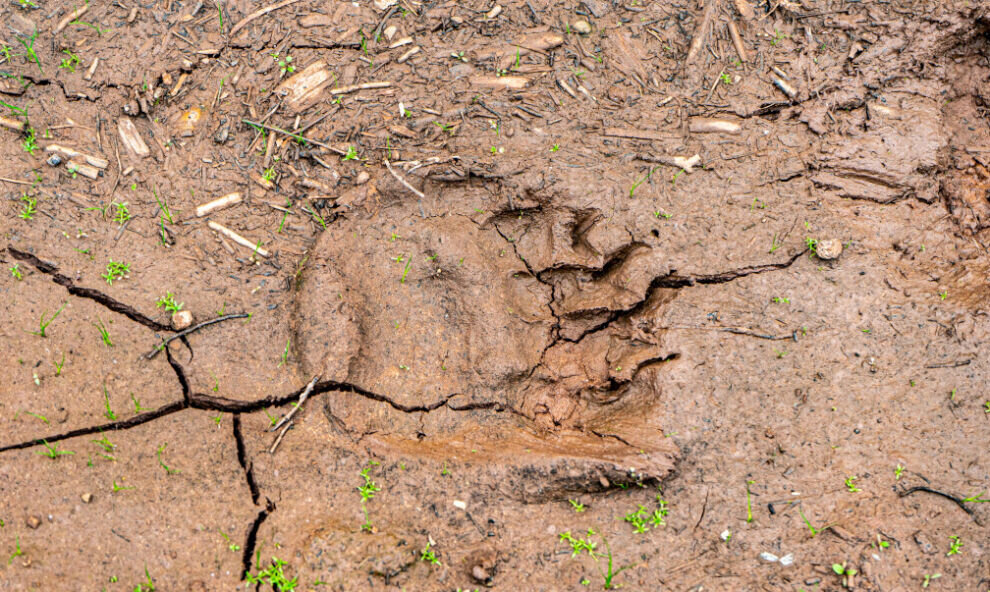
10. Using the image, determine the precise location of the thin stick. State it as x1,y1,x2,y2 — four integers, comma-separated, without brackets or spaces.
384,159,425,199
144,313,249,359
330,81,392,95
228,0,303,37
207,221,270,257
270,375,321,432
55,3,88,34
241,119,345,155
0,176,32,186
269,421,293,453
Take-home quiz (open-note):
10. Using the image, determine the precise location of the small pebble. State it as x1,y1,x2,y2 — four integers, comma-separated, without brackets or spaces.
26,515,41,529
452,500,467,510
758,552,779,562
46,154,62,167
779,553,794,566
172,310,194,330
816,238,843,260
572,20,592,34
355,171,370,185
383,25,397,41
81,493,93,503
471,565,489,582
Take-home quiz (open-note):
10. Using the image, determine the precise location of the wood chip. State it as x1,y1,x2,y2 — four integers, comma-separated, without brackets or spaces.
84,57,99,81
117,118,150,157
604,127,673,142
66,160,101,179
207,221,270,257
54,3,88,34
470,76,529,90
689,118,742,134
250,171,275,191
195,192,243,217
330,81,392,95
0,115,25,132
228,0,303,36
728,21,747,62
276,61,334,113
397,46,420,63
45,144,109,169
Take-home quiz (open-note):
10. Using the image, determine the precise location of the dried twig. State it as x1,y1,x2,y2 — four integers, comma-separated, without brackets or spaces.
270,375,321,432
269,421,293,454
144,313,250,359
228,0,303,37
384,159,425,199
899,486,975,517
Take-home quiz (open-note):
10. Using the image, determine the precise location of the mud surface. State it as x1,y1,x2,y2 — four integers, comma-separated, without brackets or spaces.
2,0,990,590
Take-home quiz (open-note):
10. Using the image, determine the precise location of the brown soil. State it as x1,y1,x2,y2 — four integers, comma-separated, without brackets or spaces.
2,0,989,590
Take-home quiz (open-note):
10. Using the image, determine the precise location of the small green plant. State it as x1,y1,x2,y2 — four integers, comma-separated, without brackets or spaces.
895,464,904,480
132,566,155,591
156,293,183,314
8,535,22,565
246,556,297,591
719,71,732,85
769,29,789,47
59,49,80,72
745,480,755,523
560,529,597,557
92,434,115,454
560,530,631,589
71,18,108,36
357,461,381,532
111,478,134,492
156,443,179,474
419,543,441,566
28,303,66,337
946,535,962,556
343,145,358,161
38,440,75,459
21,127,37,154
873,534,890,551
797,506,827,537
95,319,113,347
131,393,148,412
569,499,586,512
550,143,560,152
832,562,857,588
111,202,131,225
16,30,43,75
103,384,117,420
18,195,37,220
9,263,22,280
278,338,290,367
985,401,990,414
18,0,39,8
844,476,860,493
262,166,276,182
805,237,819,257
270,52,295,74
218,529,240,552
769,233,782,253
771,296,789,304
102,260,130,285
23,411,48,424
922,573,941,588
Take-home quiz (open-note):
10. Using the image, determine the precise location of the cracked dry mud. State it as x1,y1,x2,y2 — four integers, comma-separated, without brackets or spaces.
2,0,990,590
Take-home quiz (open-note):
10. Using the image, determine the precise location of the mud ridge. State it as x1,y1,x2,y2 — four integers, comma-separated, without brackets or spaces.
7,246,172,332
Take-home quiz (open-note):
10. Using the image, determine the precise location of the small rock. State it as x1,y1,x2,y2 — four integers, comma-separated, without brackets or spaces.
26,515,41,529
373,0,397,10
214,120,230,144
914,531,937,554
471,565,490,582
571,20,592,34
355,171,370,185
720,529,731,541
453,500,467,510
46,154,62,167
779,553,794,566
172,310,194,330
816,238,842,260
599,476,610,488
383,25,397,41
81,493,93,503
758,552,779,562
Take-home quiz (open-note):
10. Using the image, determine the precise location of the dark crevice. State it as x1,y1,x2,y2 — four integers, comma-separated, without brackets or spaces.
166,347,191,404
7,247,172,332
562,250,806,344
240,499,276,581
232,414,260,505
0,401,187,452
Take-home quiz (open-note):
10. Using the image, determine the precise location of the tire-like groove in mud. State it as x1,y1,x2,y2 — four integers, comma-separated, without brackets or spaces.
7,246,172,332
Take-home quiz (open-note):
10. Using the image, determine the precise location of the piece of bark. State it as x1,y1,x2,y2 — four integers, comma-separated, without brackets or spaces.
45,144,109,169
689,118,741,134
276,61,334,113
195,192,243,217
470,76,529,90
207,221,270,257
118,118,150,157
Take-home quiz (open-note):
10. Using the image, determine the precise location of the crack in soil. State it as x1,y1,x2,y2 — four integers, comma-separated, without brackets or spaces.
232,414,260,505
241,499,276,581
8,246,172,332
